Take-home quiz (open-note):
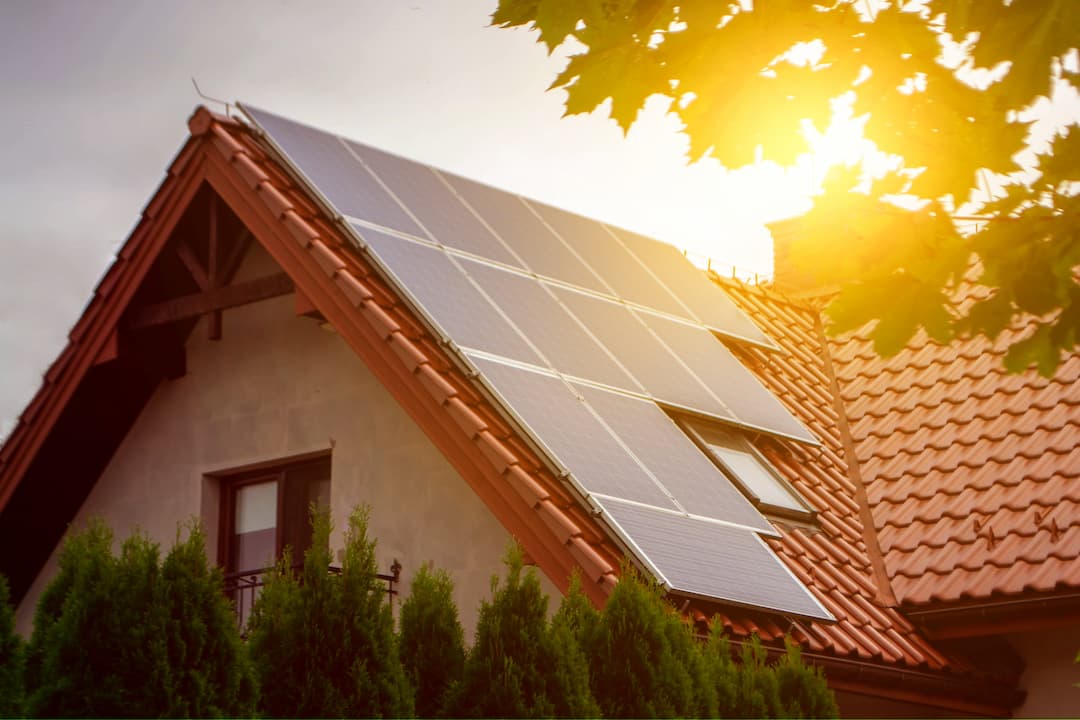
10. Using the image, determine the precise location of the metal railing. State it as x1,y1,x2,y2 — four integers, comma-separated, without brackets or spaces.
223,559,402,633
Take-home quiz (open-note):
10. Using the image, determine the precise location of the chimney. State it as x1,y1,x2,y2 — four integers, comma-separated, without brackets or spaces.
767,216,834,297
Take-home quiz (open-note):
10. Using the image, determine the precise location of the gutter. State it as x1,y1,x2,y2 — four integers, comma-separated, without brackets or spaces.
716,635,1023,717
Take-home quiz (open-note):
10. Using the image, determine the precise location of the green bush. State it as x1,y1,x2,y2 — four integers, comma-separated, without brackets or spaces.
247,505,413,718
734,635,783,718
23,519,254,718
775,637,838,719
585,563,700,718
398,564,465,718
702,626,838,719
159,523,258,716
0,575,24,717
446,545,597,718
703,625,740,718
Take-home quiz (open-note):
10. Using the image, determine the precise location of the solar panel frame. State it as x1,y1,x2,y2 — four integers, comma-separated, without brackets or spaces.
461,260,641,392
467,356,681,512
573,384,775,534
243,106,426,238
597,497,833,621
608,226,777,348
440,173,607,292
552,286,736,421
347,141,521,265
353,227,544,365
639,311,817,444
528,201,688,317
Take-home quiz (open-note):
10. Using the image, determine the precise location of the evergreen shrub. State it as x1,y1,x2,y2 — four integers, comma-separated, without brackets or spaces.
0,575,24,717
585,562,700,718
398,563,465,718
23,519,254,718
446,545,597,718
246,505,413,718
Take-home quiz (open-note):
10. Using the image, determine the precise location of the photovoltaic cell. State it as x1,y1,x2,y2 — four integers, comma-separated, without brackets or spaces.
529,202,687,317
598,497,832,620
468,356,679,511
640,312,816,443
347,142,520,265
610,226,773,346
354,227,542,365
552,287,734,421
249,106,828,618
462,260,639,391
441,173,605,292
575,385,772,532
245,107,424,237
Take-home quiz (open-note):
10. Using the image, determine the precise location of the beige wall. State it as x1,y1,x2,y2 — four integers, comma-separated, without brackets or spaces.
1008,624,1080,718
16,244,557,638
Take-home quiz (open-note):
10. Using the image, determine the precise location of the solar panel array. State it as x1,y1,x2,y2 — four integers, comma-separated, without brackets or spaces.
244,105,831,621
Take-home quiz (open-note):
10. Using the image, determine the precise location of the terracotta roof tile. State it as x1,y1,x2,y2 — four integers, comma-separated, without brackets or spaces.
712,279,967,675
829,287,1080,606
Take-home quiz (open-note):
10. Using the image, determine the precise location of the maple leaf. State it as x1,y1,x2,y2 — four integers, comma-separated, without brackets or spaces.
501,0,1080,372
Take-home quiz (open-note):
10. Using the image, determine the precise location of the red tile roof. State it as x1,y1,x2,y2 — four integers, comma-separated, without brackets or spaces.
714,282,955,667
0,106,1033,714
828,286,1080,607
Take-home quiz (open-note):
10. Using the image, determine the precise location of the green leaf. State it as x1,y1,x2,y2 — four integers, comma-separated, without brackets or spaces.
491,0,540,28
957,289,1013,341
1003,323,1060,376
535,0,581,53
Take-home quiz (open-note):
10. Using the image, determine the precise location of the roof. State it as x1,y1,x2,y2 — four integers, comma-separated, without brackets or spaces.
0,104,1041,714
830,284,1080,610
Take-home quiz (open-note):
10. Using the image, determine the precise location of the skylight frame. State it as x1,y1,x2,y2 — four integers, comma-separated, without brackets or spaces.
680,418,816,524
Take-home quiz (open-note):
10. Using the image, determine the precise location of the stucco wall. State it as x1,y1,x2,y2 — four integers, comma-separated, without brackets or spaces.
1008,624,1080,718
16,244,558,638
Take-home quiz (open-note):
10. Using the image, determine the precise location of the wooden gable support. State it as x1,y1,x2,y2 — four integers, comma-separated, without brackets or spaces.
168,194,257,341
125,272,294,330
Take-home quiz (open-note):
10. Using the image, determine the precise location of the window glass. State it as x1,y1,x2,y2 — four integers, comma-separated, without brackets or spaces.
232,479,277,571
691,423,810,515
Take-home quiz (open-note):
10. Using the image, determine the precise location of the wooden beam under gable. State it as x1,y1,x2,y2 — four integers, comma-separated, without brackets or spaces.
124,272,294,330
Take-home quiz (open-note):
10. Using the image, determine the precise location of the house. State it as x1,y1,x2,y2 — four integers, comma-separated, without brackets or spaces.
1,104,1076,717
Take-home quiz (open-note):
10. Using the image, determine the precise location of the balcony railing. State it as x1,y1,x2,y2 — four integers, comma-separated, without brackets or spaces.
223,559,402,634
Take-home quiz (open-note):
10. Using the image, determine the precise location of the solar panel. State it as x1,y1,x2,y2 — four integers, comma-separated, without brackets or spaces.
639,312,816,443
354,227,542,365
574,384,773,533
246,105,826,620
245,106,424,237
468,356,680,511
552,286,735,421
609,227,773,346
347,142,520,266
527,201,687,316
440,173,606,292
461,260,639,391
598,497,832,620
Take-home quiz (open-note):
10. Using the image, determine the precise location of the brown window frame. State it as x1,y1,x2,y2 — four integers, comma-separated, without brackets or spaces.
215,451,332,574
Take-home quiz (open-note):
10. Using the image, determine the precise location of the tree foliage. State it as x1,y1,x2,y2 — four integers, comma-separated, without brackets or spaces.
0,575,24,718
398,563,466,718
584,563,703,718
445,545,598,718
246,505,413,718
23,520,254,718
494,0,1079,374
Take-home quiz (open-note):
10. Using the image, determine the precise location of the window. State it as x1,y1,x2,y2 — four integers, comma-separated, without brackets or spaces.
683,421,814,521
219,454,331,573
216,454,331,624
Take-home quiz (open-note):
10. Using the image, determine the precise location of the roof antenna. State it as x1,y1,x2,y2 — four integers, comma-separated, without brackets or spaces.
191,77,233,118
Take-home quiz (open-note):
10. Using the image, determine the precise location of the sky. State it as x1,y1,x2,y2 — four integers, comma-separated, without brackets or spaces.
0,1,828,437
